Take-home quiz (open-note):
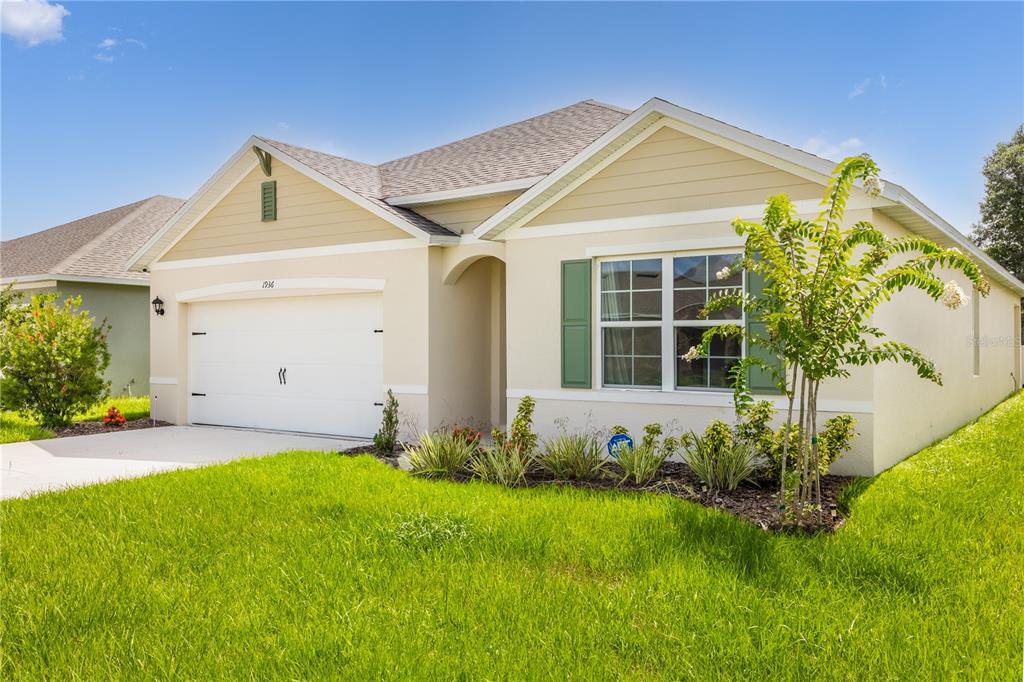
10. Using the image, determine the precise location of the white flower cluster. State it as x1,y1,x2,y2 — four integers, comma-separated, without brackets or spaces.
862,175,884,198
681,346,701,362
941,280,970,310
715,266,732,281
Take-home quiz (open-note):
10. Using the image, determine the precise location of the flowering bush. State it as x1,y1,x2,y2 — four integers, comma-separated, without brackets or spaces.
0,293,110,427
103,406,126,428
451,425,483,447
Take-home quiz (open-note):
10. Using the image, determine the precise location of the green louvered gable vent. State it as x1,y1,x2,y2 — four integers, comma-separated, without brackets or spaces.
261,181,277,222
561,259,592,388
745,269,783,393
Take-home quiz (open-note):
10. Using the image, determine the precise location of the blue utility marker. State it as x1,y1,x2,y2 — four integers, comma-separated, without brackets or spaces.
607,433,634,459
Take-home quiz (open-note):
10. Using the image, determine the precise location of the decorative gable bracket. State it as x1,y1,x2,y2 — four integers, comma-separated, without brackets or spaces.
252,146,272,176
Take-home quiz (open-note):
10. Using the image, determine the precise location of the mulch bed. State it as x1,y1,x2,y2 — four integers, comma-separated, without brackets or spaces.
340,444,854,533
51,418,171,438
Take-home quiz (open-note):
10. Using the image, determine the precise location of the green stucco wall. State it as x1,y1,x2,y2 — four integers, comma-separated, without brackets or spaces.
28,282,150,396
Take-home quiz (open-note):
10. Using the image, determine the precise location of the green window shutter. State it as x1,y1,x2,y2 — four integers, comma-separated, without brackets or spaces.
261,181,277,222
561,259,592,388
745,269,783,394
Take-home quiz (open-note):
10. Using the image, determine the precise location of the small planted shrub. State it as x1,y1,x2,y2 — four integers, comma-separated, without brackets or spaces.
538,434,607,481
615,423,677,485
403,431,475,478
373,389,400,456
451,425,483,448
616,443,667,486
102,406,126,428
682,420,761,491
0,293,111,427
818,414,858,473
469,444,532,487
493,396,539,456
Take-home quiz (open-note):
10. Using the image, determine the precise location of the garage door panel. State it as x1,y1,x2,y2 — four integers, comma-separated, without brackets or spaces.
188,293,384,437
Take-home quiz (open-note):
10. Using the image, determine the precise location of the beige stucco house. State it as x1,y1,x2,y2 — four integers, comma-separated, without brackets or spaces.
128,98,1024,475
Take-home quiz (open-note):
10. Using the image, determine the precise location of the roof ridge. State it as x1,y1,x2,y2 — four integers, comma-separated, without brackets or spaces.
51,197,159,276
378,100,611,169
256,136,378,169
581,99,633,115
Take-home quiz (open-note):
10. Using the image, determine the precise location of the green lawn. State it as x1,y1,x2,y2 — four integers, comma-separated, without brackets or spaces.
0,396,150,444
2,393,1022,679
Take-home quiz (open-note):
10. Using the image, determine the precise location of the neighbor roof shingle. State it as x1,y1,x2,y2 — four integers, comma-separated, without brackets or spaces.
1,196,184,282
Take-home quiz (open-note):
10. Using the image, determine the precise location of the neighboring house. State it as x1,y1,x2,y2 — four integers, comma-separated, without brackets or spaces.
128,98,1024,475
1,196,184,396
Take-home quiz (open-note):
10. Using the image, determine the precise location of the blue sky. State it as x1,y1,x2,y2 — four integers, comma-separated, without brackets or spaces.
2,1,1021,239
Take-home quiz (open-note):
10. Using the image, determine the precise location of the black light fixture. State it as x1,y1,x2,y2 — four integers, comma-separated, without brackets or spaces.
151,296,165,316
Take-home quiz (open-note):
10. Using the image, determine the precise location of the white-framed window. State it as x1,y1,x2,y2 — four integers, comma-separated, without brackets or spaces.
597,251,745,391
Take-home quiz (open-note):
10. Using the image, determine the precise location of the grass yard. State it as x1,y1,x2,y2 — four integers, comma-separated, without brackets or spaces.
0,396,150,444
2,393,1023,679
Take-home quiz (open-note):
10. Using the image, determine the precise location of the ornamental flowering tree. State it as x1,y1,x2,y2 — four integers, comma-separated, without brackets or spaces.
687,156,989,520
0,293,111,427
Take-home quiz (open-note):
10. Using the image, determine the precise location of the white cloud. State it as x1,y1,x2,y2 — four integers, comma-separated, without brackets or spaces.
1,0,69,46
124,37,145,48
97,37,117,49
804,135,864,159
849,74,889,99
93,52,114,62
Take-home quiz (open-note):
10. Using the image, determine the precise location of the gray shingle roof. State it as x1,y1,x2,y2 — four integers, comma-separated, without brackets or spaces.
254,100,630,237
380,100,630,197
1,196,184,282
255,138,456,237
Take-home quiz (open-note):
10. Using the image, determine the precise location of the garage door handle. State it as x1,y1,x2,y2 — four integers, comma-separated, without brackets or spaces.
282,367,287,385
191,392,206,397
278,367,283,385
373,402,384,406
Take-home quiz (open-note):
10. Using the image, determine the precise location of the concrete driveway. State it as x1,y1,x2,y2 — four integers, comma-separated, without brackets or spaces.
0,425,364,499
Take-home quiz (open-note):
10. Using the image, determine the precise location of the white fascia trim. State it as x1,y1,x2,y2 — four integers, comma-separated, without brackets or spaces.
506,199,830,241
385,175,544,206
128,140,259,271
150,377,178,385
176,277,385,302
252,139,431,243
881,182,1024,295
151,238,425,271
0,274,148,287
385,384,428,395
508,388,873,414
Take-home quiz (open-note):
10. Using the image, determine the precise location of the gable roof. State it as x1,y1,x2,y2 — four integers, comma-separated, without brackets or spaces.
471,97,1024,296
2,196,183,286
128,100,629,270
379,100,629,198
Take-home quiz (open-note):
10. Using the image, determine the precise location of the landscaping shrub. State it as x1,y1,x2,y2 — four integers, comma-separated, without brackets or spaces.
493,396,538,456
736,401,858,481
538,434,607,480
682,420,761,490
614,423,678,485
0,293,111,427
102,406,126,428
452,425,483,447
616,443,667,485
403,431,475,478
373,389,400,456
469,443,532,487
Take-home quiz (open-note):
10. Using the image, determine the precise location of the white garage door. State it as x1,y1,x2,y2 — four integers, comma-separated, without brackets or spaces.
188,294,384,437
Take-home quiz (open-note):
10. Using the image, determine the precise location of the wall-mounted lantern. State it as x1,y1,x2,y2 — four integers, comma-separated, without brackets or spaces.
151,296,165,316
